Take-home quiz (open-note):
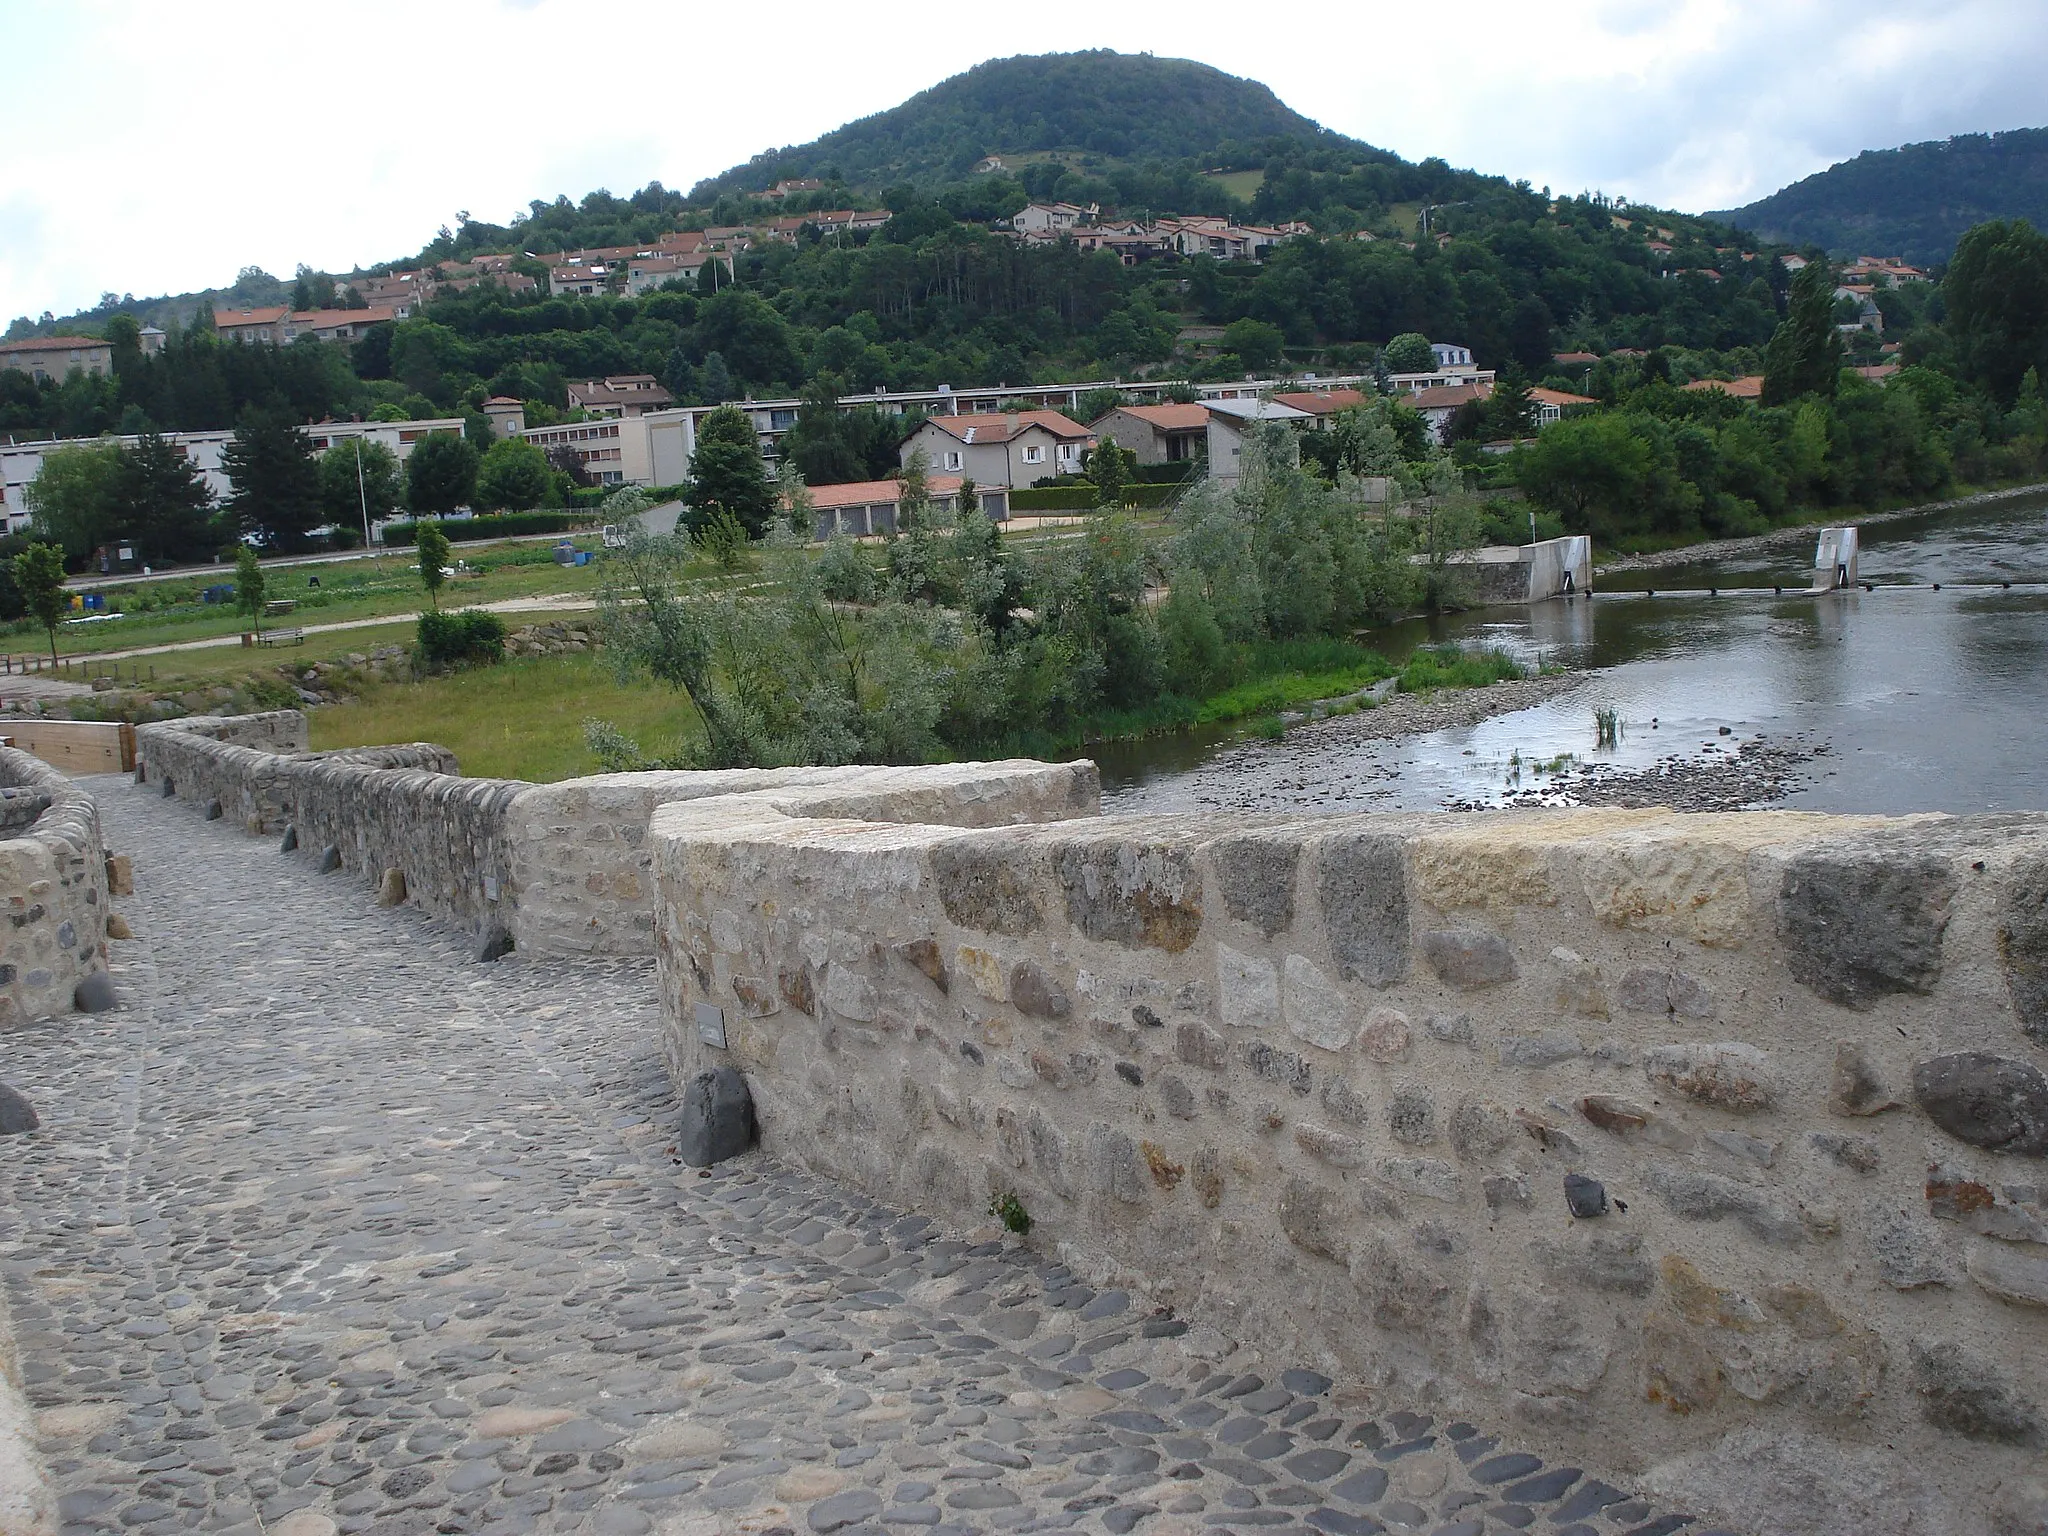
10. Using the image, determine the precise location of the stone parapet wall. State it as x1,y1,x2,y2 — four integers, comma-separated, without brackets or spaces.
137,713,1099,956
139,717,514,934
0,748,109,1028
509,761,1099,954
0,1286,56,1536
653,788,2048,1536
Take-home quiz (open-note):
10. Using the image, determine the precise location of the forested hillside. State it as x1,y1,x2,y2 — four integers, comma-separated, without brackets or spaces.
691,50,1345,195
1715,127,2048,266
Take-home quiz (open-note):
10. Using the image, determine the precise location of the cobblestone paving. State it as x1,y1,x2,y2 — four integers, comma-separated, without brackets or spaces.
0,777,1732,1536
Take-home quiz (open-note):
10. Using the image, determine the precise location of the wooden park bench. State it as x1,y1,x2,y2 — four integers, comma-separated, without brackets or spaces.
257,628,305,647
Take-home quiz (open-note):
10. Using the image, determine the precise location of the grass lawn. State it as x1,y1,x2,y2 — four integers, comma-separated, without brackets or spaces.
19,539,615,661
308,651,695,782
1204,169,1264,201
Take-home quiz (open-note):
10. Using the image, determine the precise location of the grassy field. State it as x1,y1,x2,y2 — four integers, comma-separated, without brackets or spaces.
1204,169,1264,201
8,538,614,661
308,651,695,782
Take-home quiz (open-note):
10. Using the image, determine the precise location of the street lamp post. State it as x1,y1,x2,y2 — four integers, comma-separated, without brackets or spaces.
354,437,372,550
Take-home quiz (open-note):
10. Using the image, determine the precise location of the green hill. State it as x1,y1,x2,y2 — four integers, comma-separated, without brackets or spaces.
1713,127,2048,266
689,50,1372,196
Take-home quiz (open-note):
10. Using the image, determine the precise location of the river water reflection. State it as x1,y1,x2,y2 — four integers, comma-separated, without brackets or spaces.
1097,492,2048,816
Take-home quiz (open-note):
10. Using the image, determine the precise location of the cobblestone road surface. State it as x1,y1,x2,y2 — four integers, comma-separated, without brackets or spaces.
0,776,1729,1536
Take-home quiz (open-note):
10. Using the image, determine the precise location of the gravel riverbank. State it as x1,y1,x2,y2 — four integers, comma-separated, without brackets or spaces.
1104,672,1586,813
1449,733,1822,813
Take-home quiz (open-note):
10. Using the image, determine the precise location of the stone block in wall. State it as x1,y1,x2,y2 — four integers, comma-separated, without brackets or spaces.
1777,846,1956,1008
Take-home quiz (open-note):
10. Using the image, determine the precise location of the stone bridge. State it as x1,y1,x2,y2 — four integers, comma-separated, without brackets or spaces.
0,712,2042,1536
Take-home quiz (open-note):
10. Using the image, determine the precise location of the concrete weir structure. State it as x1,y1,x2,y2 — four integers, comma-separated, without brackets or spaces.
653,778,2048,1536
125,710,2048,1533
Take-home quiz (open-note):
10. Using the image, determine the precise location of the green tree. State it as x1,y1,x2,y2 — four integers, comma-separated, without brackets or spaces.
1514,412,1658,534
404,433,478,516
1762,262,1843,406
1221,318,1285,373
23,441,124,568
415,519,451,610
1945,218,2048,402
475,437,552,511
684,405,773,536
784,377,863,485
12,542,67,663
221,409,321,548
1384,333,1436,373
119,432,216,564
1088,439,1132,507
234,542,266,638
317,439,402,540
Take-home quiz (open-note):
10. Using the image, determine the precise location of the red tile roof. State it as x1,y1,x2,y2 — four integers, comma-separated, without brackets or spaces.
1681,375,1765,399
1409,383,1488,410
1103,403,1209,431
1271,388,1369,415
1,334,109,352
214,307,290,327
922,410,1092,444
802,476,964,511
1530,387,1596,407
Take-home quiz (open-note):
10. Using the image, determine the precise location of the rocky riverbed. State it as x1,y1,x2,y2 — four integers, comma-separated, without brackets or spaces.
1103,673,1587,814
1448,733,1822,813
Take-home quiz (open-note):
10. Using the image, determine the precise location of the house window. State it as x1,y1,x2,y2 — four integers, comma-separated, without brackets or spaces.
1022,446,1044,464
945,452,962,471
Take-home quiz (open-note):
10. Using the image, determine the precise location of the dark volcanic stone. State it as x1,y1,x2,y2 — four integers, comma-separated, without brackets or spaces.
1213,835,1301,937
1911,1052,2048,1156
0,1081,39,1135
1010,961,1071,1019
678,1066,755,1167
1777,847,1955,1007
2000,855,2048,1045
204,799,223,821
1912,1339,2043,1444
317,845,343,875
73,969,117,1013
1316,834,1408,987
1562,1174,1607,1218
279,825,298,853
476,926,514,963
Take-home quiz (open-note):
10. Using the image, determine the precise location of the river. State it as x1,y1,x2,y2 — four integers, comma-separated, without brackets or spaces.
1097,491,2048,817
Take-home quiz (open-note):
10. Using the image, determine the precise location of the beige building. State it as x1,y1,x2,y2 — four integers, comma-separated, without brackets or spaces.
0,335,113,381
567,376,675,418
1090,403,1208,465
799,474,1012,538
213,307,292,344
899,411,1093,489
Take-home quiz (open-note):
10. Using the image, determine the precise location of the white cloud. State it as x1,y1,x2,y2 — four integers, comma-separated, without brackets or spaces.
3,0,2043,323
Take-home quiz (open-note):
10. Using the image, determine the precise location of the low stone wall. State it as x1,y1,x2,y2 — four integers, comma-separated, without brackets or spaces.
653,789,2048,1536
0,748,109,1028
139,714,1099,955
508,762,1099,954
0,1288,55,1536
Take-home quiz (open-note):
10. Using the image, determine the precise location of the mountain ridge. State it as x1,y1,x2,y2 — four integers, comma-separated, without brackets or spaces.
1712,126,2048,265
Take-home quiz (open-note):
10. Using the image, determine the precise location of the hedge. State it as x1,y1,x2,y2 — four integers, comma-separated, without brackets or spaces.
1008,483,1182,512
416,609,506,669
380,512,580,546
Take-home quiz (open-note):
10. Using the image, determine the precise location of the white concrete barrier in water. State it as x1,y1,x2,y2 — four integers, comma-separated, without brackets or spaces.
1813,526,1859,591
1526,534,1591,600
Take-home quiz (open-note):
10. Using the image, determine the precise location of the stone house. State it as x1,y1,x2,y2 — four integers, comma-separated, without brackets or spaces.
899,411,1093,489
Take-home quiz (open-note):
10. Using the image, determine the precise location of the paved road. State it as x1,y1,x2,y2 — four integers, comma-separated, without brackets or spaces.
0,778,1723,1536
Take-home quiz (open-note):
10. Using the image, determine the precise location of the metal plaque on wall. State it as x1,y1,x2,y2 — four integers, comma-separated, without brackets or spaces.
695,1002,727,1049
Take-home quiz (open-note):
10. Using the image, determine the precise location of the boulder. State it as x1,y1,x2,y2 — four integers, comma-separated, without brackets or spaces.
476,926,514,963
0,1081,38,1135
679,1066,756,1167
73,970,117,1013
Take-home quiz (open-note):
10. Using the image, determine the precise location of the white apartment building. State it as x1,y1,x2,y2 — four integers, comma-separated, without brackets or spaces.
0,417,465,532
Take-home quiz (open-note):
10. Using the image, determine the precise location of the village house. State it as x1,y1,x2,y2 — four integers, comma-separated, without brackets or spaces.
0,334,113,381
481,397,526,439
1843,255,1929,285
798,474,1012,539
567,376,675,418
213,307,292,345
1010,202,1095,236
1271,387,1370,427
1834,284,1885,332
1202,398,1310,486
285,307,398,344
899,410,1093,488
1090,403,1209,464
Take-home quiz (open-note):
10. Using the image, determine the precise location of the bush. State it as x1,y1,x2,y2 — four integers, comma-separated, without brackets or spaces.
381,512,578,545
416,609,506,670
1009,483,1179,512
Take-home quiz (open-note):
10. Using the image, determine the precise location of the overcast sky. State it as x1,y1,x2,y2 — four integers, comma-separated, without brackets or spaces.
4,0,2044,325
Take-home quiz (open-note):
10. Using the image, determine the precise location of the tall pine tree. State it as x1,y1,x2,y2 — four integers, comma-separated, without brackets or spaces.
221,408,321,548
1762,262,1843,406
